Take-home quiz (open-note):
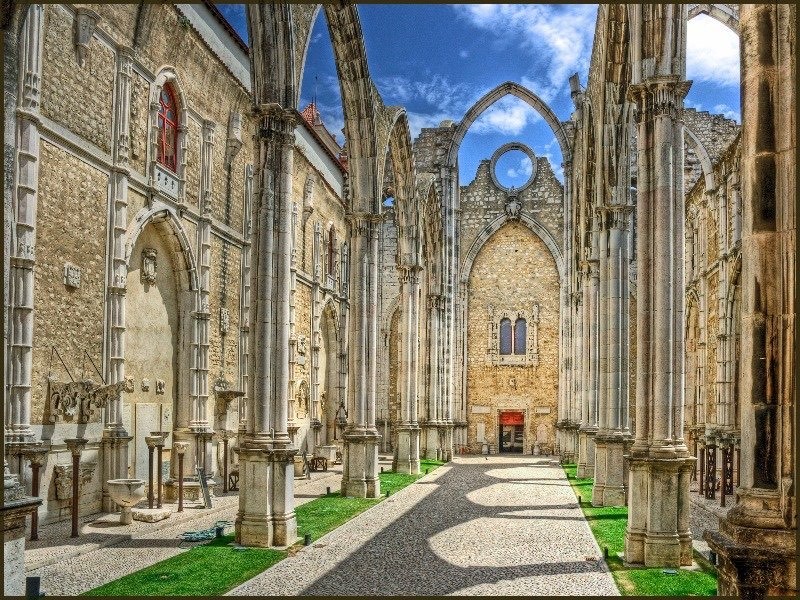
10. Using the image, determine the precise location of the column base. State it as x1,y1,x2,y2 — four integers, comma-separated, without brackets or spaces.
342,429,381,498
592,434,626,506
422,423,441,460
393,425,420,475
705,518,796,598
624,453,694,567
577,428,597,478
234,440,299,548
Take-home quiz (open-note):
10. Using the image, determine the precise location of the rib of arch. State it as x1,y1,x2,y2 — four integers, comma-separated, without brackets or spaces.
461,213,564,284
125,203,199,292
446,81,572,168
684,125,716,192
687,3,739,34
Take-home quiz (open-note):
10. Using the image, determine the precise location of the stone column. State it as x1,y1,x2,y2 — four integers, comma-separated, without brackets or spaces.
5,3,43,444
440,165,457,462
235,105,298,547
395,265,422,473
102,45,135,513
705,5,796,597
341,213,381,498
593,205,631,506
3,462,41,596
585,241,600,474
577,263,593,477
624,7,694,565
425,294,442,460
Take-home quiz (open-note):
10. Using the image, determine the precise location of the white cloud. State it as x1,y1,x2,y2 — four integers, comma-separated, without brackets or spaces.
459,49,470,59
471,96,540,136
712,103,741,122
686,14,740,87
505,155,533,180
453,4,597,102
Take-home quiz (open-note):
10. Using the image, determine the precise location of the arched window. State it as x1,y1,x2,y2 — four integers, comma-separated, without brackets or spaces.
514,318,527,355
327,226,336,277
499,318,512,355
157,85,179,171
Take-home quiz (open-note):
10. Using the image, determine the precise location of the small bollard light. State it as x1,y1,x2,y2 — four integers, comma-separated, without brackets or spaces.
386,490,390,497
603,546,609,559
380,466,384,473
425,468,429,474
304,533,312,546
216,525,224,538
709,551,717,565
578,495,582,505
326,486,331,495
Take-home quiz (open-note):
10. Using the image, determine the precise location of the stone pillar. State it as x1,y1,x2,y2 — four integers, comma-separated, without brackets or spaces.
577,262,594,477
5,3,43,444
341,213,381,498
585,242,600,474
705,5,796,597
625,5,694,567
235,105,298,548
424,294,442,460
593,206,631,506
102,46,135,512
395,265,422,473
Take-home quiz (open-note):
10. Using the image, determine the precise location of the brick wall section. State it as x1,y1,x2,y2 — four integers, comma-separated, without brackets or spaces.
32,142,108,422
466,221,560,452
40,5,115,154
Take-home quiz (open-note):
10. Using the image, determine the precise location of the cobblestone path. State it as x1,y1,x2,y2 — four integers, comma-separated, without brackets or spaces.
230,456,619,596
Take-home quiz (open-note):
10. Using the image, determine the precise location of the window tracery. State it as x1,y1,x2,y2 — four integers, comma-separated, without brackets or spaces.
486,304,541,366
157,84,178,172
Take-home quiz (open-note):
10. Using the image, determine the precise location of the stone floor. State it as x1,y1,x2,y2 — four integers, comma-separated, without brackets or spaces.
24,459,357,596
229,455,620,596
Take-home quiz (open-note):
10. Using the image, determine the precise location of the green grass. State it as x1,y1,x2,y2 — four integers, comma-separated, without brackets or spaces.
84,459,445,596
562,463,717,597
82,534,285,597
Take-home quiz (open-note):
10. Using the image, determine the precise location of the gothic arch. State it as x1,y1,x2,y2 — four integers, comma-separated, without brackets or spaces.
418,174,444,295
385,108,418,264
685,125,716,192
687,4,739,34
125,204,199,292
461,214,565,283
446,81,572,168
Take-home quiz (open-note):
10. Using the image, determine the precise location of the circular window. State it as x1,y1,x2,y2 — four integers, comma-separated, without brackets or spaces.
489,143,537,193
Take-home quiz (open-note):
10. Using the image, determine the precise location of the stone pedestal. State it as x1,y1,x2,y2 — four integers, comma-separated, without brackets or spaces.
624,455,694,567
270,446,298,547
317,445,338,463
592,435,626,506
342,429,381,498
705,508,796,598
577,428,597,478
3,469,41,596
422,423,440,460
393,425,420,474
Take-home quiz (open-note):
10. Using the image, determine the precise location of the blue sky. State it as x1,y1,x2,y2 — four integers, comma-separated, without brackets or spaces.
213,4,740,185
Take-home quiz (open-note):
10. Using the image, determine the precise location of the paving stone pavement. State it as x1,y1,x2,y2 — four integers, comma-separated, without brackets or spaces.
23,460,358,597
229,456,620,596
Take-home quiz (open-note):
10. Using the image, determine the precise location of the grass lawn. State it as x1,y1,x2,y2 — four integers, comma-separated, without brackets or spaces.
562,463,718,597
84,458,445,596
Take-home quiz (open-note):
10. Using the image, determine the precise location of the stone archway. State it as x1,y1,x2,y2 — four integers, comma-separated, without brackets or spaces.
123,207,197,483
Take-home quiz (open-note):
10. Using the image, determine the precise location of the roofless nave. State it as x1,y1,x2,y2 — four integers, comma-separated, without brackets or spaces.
2,3,794,598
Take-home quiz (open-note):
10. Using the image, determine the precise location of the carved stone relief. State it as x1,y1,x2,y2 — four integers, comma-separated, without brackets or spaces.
48,380,113,424
295,380,310,420
219,307,230,334
141,248,157,284
141,378,150,392
74,8,100,68
53,463,95,500
155,379,165,395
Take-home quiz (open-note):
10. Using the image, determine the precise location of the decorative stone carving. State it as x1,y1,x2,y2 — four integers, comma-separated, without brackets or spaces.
48,380,110,424
155,379,165,395
63,263,81,288
297,335,307,356
485,305,541,366
504,189,522,220
295,381,310,420
141,379,150,392
53,463,95,500
219,307,230,334
74,8,101,68
123,376,135,393
141,248,157,284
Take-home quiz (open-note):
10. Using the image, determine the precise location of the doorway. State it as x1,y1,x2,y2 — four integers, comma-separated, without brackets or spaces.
499,411,524,453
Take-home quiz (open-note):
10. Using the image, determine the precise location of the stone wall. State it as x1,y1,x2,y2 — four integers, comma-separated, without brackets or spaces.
465,221,560,453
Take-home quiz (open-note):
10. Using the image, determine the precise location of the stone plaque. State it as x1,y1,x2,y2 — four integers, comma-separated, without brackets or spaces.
134,403,161,479
64,263,81,288
471,406,491,414
534,406,551,414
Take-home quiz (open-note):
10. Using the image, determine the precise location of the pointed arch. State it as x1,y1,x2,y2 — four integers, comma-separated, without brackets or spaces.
687,4,739,34
461,214,565,283
445,81,571,168
125,204,199,292
685,125,716,192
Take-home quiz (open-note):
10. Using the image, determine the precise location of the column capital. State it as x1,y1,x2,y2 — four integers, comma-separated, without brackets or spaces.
253,103,296,141
627,75,692,119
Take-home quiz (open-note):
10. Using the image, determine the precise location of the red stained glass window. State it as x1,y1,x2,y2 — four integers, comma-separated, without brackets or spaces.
157,85,178,171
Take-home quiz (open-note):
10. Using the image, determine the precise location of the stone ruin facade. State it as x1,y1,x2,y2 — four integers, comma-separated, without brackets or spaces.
3,3,794,597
